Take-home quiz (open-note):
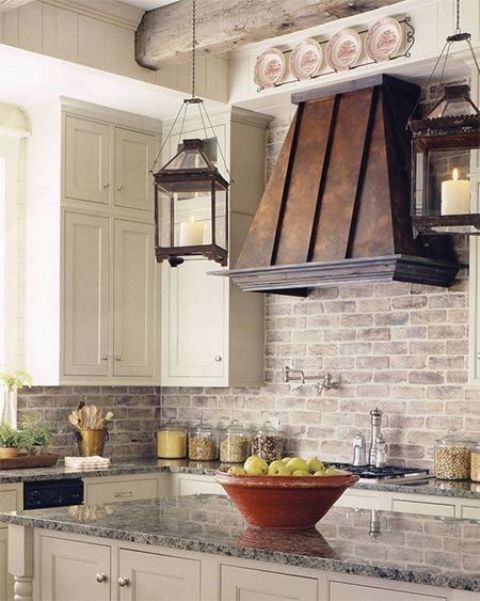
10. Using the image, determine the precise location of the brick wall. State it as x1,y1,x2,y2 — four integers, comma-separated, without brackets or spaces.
17,386,161,460
162,97,480,469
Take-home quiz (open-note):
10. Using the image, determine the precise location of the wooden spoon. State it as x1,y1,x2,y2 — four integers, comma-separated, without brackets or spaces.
68,414,79,428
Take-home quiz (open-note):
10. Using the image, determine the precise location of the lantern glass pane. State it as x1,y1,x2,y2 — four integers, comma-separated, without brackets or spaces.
172,179,211,248
157,189,173,248
429,96,477,119
214,186,227,250
415,147,472,216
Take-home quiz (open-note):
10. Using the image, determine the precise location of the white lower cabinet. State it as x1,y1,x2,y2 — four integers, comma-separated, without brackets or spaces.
0,485,22,601
220,565,317,601
172,474,225,497
117,549,201,601
391,498,455,518
83,474,162,505
38,536,111,601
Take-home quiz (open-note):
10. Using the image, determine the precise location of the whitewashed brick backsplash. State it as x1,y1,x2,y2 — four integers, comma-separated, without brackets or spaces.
162,108,480,468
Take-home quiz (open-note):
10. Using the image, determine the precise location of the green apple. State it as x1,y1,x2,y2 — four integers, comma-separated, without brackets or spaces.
227,466,246,476
268,460,290,476
292,469,310,476
286,457,308,473
307,457,325,474
323,467,340,476
281,457,292,464
244,455,268,475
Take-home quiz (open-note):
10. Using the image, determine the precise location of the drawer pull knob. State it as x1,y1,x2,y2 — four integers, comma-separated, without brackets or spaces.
116,185,124,192
103,183,110,189
115,355,122,362
118,577,130,588
96,573,107,584
214,355,222,362
101,355,108,361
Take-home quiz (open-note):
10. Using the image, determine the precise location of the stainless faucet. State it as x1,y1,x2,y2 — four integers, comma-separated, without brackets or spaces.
283,365,340,393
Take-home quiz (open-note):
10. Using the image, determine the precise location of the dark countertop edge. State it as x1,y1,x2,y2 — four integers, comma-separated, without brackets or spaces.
0,463,479,501
0,512,477,593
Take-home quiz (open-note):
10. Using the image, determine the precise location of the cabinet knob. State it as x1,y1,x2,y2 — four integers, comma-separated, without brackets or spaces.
214,355,222,362
115,355,122,362
118,577,130,588
101,355,108,361
103,183,110,189
116,185,124,192
96,573,107,584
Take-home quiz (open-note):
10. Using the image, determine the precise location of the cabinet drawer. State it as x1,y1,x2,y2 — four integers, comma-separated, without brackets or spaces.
86,477,158,504
0,490,20,512
391,499,455,518
329,581,446,601
461,505,480,520
177,475,225,496
221,565,317,601
335,490,386,510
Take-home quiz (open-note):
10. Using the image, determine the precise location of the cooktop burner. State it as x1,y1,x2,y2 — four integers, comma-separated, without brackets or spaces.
327,463,431,483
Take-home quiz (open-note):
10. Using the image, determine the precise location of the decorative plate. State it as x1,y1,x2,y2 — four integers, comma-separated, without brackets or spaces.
366,17,403,62
289,38,323,81
254,48,286,89
325,28,362,72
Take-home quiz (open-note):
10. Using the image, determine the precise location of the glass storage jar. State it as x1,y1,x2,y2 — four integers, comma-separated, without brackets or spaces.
157,421,187,459
251,421,284,462
189,423,219,461
220,420,250,463
471,444,480,482
434,438,473,480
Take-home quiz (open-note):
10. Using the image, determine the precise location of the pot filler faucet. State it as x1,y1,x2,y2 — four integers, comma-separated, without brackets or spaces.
283,366,340,394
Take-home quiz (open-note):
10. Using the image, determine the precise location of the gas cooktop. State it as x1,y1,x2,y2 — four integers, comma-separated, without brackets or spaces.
328,463,431,483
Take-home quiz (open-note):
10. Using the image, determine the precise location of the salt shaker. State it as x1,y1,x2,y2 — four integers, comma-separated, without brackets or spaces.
352,433,367,466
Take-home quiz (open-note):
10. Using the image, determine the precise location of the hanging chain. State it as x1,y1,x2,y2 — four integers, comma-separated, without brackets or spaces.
191,0,196,98
455,0,461,33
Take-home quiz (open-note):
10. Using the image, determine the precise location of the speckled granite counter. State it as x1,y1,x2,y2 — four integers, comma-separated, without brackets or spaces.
0,458,479,500
0,495,479,592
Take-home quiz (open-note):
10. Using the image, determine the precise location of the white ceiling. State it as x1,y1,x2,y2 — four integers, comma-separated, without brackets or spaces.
119,0,180,11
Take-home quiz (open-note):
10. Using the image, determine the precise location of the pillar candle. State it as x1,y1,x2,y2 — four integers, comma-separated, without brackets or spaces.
441,168,470,215
179,216,204,246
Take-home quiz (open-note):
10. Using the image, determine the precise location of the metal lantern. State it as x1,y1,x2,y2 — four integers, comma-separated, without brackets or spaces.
154,138,229,267
411,84,480,235
409,1,480,235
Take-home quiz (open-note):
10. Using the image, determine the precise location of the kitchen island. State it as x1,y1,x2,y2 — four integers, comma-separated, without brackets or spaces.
0,494,478,601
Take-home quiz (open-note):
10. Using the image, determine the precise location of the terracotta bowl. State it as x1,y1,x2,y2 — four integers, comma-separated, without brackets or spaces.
215,470,359,529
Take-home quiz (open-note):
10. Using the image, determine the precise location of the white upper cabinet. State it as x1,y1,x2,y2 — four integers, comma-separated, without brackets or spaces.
63,211,110,377
113,219,156,377
161,109,270,387
114,128,156,211
163,257,227,382
65,116,111,205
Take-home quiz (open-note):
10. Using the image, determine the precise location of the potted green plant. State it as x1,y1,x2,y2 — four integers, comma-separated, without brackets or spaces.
0,423,26,459
20,415,52,455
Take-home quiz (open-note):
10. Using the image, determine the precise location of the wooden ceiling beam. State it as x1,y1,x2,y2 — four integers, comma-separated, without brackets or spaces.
136,0,404,69
0,0,33,12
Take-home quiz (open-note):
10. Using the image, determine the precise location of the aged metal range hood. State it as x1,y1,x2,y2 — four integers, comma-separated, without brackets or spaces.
223,75,461,296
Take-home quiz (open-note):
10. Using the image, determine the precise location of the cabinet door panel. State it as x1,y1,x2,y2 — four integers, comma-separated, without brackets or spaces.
114,128,156,211
118,549,200,601
0,527,12,601
113,220,155,377
329,581,446,601
221,565,317,601
64,212,110,376
391,499,455,518
39,536,111,601
65,116,111,205
162,258,227,382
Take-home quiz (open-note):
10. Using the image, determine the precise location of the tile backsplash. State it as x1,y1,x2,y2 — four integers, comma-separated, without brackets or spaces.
17,387,161,460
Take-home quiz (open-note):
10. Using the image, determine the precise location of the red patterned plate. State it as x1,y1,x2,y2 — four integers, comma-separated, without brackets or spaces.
326,28,362,72
366,17,403,62
289,38,323,81
254,48,286,89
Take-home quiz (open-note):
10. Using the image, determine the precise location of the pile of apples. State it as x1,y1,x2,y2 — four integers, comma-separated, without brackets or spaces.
226,455,340,477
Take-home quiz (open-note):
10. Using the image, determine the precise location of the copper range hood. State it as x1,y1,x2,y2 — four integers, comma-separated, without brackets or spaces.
222,75,460,296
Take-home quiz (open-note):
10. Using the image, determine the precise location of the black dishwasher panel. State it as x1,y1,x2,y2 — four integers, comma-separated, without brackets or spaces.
24,478,84,509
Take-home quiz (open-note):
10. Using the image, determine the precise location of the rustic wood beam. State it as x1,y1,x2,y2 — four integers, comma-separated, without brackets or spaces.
0,0,33,12
136,0,404,69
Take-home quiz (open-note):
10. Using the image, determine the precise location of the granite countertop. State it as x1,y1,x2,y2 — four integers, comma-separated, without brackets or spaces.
0,495,479,592
0,459,480,500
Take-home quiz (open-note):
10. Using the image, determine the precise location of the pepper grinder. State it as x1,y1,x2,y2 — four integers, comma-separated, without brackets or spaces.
369,408,383,466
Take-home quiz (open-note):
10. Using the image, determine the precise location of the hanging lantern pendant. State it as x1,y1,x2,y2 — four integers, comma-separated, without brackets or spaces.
409,0,480,236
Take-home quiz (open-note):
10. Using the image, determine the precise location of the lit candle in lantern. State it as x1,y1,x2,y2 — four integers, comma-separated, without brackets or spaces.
441,168,470,215
179,216,204,246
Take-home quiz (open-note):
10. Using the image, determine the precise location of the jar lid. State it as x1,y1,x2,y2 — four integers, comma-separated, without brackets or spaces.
256,420,283,436
158,419,186,432
191,420,217,435
225,419,246,435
